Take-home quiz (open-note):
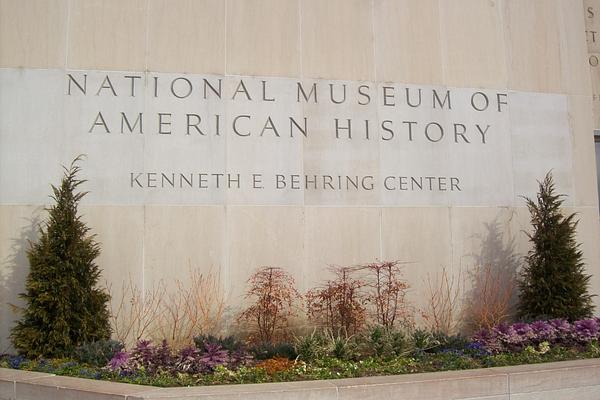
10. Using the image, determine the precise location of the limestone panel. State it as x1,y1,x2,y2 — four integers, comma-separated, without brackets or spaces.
225,206,304,306
0,205,44,352
440,0,508,89
449,207,525,274
380,207,452,313
557,0,592,95
68,0,146,71
509,91,573,204
0,0,67,69
78,205,145,305
142,206,226,291
449,206,525,328
226,0,300,77
301,0,374,81
147,0,225,74
509,206,535,259
0,69,67,205
567,95,599,207
301,80,380,206
140,72,227,206
62,71,147,206
377,85,513,207
303,207,380,289
591,57,600,128
504,0,562,93
0,69,578,209
223,77,304,206
373,0,443,85
565,206,600,309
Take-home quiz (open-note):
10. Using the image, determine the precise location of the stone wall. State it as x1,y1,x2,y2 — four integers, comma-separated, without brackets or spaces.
1,0,599,350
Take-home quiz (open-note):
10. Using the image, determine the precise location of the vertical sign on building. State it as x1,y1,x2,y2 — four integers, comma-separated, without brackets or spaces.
585,0,600,128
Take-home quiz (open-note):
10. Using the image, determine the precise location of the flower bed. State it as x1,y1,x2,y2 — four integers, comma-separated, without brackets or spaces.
2,318,600,388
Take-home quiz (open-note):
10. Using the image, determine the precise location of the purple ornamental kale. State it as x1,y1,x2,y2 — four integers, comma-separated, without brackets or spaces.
199,342,229,371
574,319,599,343
107,351,129,372
512,322,533,338
155,340,174,369
548,319,575,346
130,340,154,367
529,320,557,343
128,339,175,374
492,323,511,337
548,319,573,336
509,322,534,348
472,328,503,354
175,346,202,374
472,318,600,354
491,323,523,351
229,348,253,369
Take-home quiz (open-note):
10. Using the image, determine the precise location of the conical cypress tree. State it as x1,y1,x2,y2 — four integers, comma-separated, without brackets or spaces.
11,157,111,357
518,172,594,321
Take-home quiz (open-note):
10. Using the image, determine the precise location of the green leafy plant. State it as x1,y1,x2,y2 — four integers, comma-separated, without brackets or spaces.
518,172,594,321
249,341,297,361
320,329,359,360
431,332,470,353
411,329,440,353
587,340,600,357
294,330,325,361
11,157,111,358
72,340,123,367
360,325,410,359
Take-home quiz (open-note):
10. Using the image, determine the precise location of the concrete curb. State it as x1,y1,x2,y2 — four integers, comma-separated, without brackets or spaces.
1,358,600,399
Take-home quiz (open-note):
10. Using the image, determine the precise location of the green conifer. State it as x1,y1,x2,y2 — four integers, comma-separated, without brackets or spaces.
518,172,594,321
11,157,111,357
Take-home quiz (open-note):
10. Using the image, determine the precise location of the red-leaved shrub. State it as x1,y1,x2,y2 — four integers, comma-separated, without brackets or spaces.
361,261,412,329
238,267,301,343
306,266,366,335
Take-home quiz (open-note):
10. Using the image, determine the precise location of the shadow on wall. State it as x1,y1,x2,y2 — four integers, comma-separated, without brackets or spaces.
0,213,41,353
464,216,522,332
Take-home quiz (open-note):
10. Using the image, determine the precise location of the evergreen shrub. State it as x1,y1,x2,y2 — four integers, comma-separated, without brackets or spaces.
11,157,111,357
518,172,594,321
